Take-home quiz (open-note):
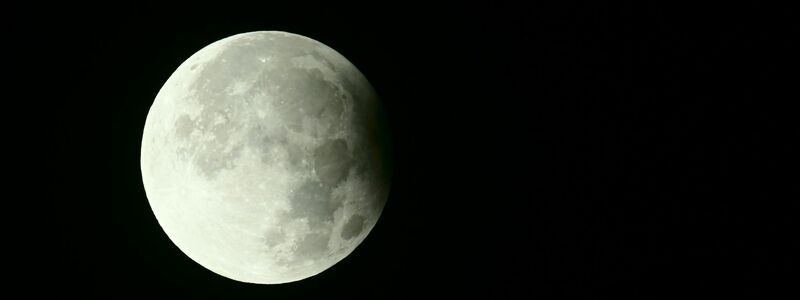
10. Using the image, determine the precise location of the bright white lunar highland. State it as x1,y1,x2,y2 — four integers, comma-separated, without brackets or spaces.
140,31,391,284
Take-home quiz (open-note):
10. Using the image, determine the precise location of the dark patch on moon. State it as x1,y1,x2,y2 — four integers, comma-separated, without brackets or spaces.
288,180,340,228
188,41,270,97
310,49,338,73
246,125,296,168
313,139,352,187
285,143,305,168
341,215,365,240
294,232,330,260
271,68,344,135
175,114,194,139
193,144,243,177
173,110,245,179
261,229,286,249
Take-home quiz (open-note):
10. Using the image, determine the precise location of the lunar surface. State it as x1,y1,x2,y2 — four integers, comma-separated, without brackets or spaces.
140,31,391,284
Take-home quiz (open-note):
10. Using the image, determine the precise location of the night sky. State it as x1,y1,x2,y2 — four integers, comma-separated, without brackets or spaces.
23,1,796,297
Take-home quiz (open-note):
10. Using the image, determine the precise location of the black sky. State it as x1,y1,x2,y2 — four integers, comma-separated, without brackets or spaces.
22,1,797,298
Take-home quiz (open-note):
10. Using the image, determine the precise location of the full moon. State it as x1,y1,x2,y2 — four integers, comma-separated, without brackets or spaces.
140,31,391,284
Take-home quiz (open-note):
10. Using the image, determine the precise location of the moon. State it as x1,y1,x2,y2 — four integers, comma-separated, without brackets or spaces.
140,31,391,284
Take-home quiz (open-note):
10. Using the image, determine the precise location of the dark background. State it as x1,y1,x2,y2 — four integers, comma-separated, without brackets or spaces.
14,1,796,298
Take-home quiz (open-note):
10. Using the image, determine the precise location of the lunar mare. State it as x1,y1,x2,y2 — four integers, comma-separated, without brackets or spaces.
140,31,390,284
